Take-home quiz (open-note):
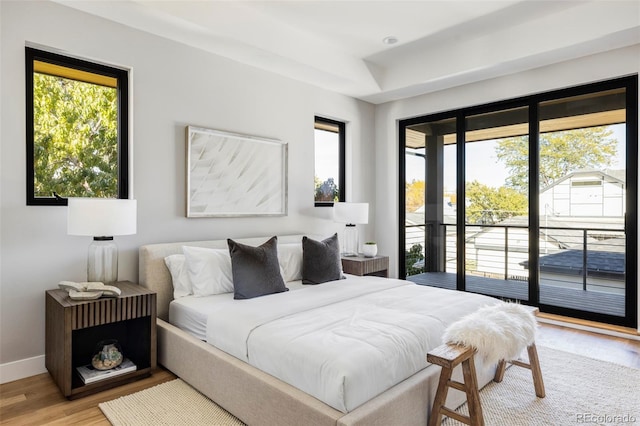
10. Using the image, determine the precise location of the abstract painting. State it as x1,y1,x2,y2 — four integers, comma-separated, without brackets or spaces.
186,126,288,217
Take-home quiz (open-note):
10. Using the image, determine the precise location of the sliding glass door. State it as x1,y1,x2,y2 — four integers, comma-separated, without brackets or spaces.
402,117,457,288
399,76,637,328
463,107,530,301
537,88,629,318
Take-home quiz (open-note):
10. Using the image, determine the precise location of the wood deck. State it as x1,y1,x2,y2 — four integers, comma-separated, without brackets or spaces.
407,272,625,317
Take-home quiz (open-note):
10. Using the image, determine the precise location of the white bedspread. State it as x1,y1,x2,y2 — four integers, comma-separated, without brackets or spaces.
204,276,499,413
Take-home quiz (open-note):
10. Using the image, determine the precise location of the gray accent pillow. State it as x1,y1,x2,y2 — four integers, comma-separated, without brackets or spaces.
228,236,288,299
302,233,344,284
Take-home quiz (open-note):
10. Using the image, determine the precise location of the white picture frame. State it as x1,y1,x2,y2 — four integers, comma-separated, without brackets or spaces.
186,126,288,217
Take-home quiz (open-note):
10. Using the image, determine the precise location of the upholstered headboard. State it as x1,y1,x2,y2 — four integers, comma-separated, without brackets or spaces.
139,234,312,320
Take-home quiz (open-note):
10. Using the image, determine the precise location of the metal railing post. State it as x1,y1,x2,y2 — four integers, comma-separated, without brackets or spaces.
582,229,588,291
504,227,509,281
442,224,447,273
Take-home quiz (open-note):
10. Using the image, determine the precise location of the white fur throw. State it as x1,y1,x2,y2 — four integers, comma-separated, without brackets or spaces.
442,303,537,365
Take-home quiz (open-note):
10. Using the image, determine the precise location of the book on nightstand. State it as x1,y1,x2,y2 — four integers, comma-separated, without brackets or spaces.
76,358,137,384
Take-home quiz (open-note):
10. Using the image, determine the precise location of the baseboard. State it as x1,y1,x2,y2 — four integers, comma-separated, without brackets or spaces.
0,355,47,384
537,313,640,341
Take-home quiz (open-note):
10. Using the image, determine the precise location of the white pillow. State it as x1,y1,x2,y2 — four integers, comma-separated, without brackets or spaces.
182,246,234,296
164,254,192,299
278,243,303,282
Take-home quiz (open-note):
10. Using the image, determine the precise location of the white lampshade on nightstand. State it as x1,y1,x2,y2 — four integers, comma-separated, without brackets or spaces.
333,202,368,257
68,198,137,284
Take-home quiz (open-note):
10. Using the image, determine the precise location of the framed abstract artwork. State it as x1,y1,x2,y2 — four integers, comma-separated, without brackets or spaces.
186,126,288,217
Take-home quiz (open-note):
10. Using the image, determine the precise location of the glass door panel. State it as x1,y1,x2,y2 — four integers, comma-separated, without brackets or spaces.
538,88,627,317
404,129,426,278
464,107,529,301
403,118,457,290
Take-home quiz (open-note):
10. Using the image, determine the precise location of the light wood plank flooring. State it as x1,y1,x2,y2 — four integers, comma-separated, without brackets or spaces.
0,368,176,425
1,323,638,425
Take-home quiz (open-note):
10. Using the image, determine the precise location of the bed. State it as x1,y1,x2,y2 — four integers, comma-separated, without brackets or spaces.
139,234,500,426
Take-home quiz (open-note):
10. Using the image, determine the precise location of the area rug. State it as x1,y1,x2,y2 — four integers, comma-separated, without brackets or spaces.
443,345,640,425
99,379,245,426
100,346,639,426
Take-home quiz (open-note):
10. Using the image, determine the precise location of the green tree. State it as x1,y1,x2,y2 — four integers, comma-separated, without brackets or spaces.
466,181,528,224
33,73,118,198
314,177,339,202
495,127,617,192
405,243,425,276
405,180,425,213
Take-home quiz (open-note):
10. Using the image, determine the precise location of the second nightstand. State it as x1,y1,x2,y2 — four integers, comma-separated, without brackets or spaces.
341,255,389,277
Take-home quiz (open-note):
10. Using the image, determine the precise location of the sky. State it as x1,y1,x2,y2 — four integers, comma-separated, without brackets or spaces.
314,129,339,182
406,123,626,192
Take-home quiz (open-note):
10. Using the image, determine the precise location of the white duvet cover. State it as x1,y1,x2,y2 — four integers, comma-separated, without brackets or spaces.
203,276,499,413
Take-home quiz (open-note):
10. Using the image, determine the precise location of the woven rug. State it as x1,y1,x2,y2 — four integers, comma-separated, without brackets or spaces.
100,346,639,425
443,345,640,425
99,379,245,426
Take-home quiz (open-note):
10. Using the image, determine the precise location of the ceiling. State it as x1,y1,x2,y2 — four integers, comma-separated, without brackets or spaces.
55,0,640,104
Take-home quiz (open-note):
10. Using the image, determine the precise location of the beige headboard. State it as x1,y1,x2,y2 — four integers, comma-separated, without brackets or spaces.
139,234,313,320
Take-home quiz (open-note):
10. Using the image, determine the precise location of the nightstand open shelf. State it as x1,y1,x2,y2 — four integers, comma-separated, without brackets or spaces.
45,281,156,399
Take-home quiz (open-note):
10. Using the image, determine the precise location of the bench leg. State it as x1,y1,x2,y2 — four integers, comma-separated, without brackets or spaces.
527,344,545,398
493,359,507,383
428,366,453,426
493,344,545,398
462,357,485,426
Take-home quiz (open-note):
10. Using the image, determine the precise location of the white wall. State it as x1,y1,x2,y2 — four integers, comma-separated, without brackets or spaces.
374,44,640,330
0,0,376,382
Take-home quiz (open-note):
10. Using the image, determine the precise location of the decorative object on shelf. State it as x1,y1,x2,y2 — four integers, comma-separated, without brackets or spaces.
333,202,369,257
92,339,123,370
59,280,122,299
362,242,378,258
186,126,288,217
77,358,136,384
67,198,137,284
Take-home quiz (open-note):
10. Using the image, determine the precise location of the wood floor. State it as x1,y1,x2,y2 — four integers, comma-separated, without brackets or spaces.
1,322,638,425
0,368,176,425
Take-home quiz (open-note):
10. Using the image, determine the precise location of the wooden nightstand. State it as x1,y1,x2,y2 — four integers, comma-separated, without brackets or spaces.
341,255,389,277
45,281,156,399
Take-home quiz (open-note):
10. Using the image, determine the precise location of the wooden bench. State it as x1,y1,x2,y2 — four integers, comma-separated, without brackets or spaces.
427,342,545,426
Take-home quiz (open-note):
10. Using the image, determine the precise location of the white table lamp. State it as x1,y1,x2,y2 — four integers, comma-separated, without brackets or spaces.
333,202,369,256
68,198,137,284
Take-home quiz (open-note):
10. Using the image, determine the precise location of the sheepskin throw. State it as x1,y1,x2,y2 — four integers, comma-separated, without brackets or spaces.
442,303,537,365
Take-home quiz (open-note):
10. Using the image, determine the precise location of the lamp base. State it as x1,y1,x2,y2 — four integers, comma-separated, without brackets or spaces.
88,237,118,284
342,224,359,257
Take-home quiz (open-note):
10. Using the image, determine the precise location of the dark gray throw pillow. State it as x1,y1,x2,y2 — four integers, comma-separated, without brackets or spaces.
228,236,288,300
302,233,344,284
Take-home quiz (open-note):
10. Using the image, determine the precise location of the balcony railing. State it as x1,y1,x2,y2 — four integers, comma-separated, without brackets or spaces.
405,222,625,294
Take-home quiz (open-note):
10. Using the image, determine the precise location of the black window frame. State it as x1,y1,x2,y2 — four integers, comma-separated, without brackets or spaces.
25,46,129,206
314,116,346,207
398,75,638,328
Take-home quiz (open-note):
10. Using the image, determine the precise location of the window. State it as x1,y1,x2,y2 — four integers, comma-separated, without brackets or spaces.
314,116,345,206
26,47,129,206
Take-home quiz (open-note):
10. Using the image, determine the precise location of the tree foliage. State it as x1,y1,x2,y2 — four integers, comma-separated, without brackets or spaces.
314,176,339,202
405,243,425,276
33,73,118,198
466,181,528,224
405,180,425,212
495,127,617,192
